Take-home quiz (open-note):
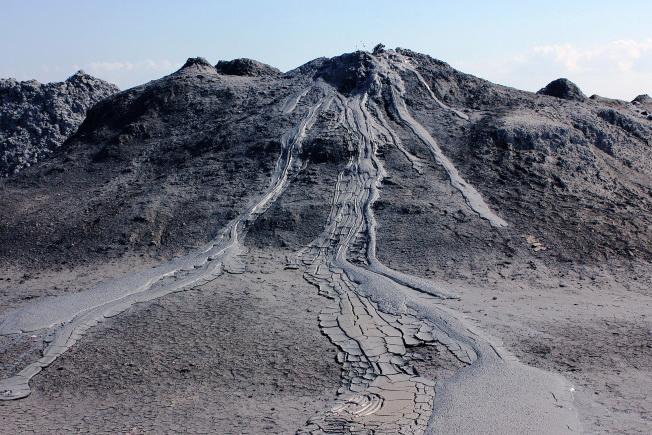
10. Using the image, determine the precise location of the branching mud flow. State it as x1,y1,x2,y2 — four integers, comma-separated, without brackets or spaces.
297,51,577,434
1,49,580,434
0,88,326,400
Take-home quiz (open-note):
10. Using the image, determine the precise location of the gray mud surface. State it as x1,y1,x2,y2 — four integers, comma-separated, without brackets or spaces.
0,249,340,433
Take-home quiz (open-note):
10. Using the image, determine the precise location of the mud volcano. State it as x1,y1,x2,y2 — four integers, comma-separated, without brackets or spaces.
1,47,651,434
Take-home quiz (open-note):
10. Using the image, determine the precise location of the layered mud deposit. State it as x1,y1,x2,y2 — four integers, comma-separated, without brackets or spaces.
1,47,650,433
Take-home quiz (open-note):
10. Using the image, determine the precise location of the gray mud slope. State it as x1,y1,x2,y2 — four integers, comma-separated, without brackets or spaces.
2,51,650,271
0,58,290,268
0,71,118,176
0,48,651,434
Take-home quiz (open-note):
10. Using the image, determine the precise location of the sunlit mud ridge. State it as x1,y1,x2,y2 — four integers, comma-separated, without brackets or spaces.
1,49,580,434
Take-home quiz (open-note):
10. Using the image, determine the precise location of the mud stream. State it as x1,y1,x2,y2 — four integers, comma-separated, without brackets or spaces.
0,50,580,434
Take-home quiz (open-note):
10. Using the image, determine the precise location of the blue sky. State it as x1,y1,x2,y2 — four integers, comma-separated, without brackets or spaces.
1,1,651,99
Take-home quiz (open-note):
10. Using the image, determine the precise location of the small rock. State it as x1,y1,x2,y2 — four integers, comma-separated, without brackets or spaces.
537,78,586,101
526,235,547,252
372,43,386,55
632,94,652,105
215,58,281,77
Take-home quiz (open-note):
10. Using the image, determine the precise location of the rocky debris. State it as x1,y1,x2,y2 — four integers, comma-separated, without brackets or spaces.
537,78,587,101
181,57,213,69
372,43,386,55
632,93,652,105
214,58,280,77
0,72,118,176
525,235,547,252
631,94,652,120
597,108,652,141
177,57,217,75
315,51,375,94
589,94,627,108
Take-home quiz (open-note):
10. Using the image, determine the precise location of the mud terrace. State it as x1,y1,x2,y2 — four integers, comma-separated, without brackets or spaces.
1,47,651,433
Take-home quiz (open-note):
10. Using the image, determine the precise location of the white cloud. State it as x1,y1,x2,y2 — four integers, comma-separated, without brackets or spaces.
86,59,178,74
530,39,652,74
72,59,183,89
459,39,652,100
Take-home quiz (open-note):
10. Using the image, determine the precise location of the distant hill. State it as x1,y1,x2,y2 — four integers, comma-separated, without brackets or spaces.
0,71,118,176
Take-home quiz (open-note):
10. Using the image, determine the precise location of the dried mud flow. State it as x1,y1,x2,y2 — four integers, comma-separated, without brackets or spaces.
1,48,651,434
